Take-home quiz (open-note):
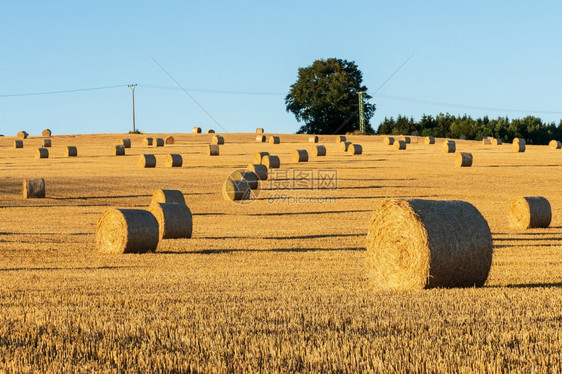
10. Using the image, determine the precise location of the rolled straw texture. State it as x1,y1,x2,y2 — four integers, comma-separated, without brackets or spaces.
152,189,185,205
509,196,551,229
96,208,159,253
149,202,193,239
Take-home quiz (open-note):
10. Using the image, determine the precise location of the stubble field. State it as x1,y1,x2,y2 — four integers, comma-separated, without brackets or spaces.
0,132,561,373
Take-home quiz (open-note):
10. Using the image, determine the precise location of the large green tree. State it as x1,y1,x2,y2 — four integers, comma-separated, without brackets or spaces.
285,58,375,134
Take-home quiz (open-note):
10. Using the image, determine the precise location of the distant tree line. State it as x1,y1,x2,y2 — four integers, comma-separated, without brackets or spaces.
377,113,562,145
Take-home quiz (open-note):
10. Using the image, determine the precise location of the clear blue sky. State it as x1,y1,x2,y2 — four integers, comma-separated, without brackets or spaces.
1,1,561,135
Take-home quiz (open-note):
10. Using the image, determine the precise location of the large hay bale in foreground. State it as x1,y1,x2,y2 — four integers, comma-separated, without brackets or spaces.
394,140,406,150
155,138,164,147
223,179,251,201
65,146,77,157
212,135,224,145
269,136,280,144
152,189,185,205
339,141,351,152
143,137,153,146
492,138,502,145
192,127,202,134
42,139,51,147
335,136,346,143
256,135,266,142
311,145,326,157
424,136,435,144
23,178,45,198
383,136,394,145
456,152,473,167
247,164,268,180
208,144,220,156
254,151,269,163
14,140,23,149
263,155,280,169
139,154,156,168
231,170,259,190
347,144,362,155
35,148,49,159
509,196,551,229
149,202,193,239
114,145,125,156
96,208,159,253
256,128,264,133
165,154,183,167
42,129,51,137
165,136,174,144
366,199,493,290
512,142,525,152
442,140,455,153
309,135,318,143
17,131,28,139
549,140,561,149
122,139,131,148
292,149,309,162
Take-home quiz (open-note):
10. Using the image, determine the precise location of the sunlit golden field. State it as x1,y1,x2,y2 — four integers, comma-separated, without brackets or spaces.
0,132,561,373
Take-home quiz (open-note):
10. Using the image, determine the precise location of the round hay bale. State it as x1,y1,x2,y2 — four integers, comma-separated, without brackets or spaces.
138,154,156,168
206,129,215,134
347,144,362,155
424,136,435,144
256,128,264,133
143,137,153,146
256,135,266,142
269,136,280,144
148,202,193,240
152,189,185,205
155,138,164,147
165,136,174,144
65,146,77,157
383,136,395,145
263,155,280,169
492,138,502,145
512,142,525,152
393,140,406,150
292,149,309,162
17,131,28,139
114,145,125,156
208,144,220,156
42,129,52,137
212,135,224,145
311,145,326,157
254,151,269,164
122,139,131,148
231,170,259,190
41,139,51,147
96,208,159,254
247,164,268,180
509,196,551,229
223,179,251,201
35,148,49,159
442,141,455,153
549,140,561,149
513,138,526,145
192,127,202,134
339,141,351,152
309,135,318,143
335,135,346,143
482,138,492,145
165,154,183,167
400,136,411,144
23,178,45,199
366,198,493,290
14,140,23,149
456,152,473,167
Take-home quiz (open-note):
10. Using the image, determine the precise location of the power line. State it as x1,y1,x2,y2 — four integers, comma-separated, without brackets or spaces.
0,84,129,98
141,84,285,96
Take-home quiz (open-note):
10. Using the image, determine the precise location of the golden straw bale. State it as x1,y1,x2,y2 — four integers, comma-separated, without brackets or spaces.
208,144,220,156
65,146,77,157
254,151,269,163
17,131,28,139
366,198,493,290
442,141,455,153
335,135,346,143
192,127,202,134
256,128,264,133
509,196,551,229
155,138,164,147
96,208,159,253
482,138,492,145
383,136,395,145
394,140,406,150
247,164,268,180
143,137,153,146
231,170,259,190
114,145,125,156
339,141,351,152
347,144,362,155
309,135,318,143
513,137,526,145
455,152,473,167
212,135,224,145
23,178,45,199
149,202,193,240
292,149,309,162
223,179,251,201
311,145,326,157
41,129,51,137
269,136,280,144
165,154,183,167
492,138,502,145
549,140,561,149
152,189,185,205
14,140,23,149
424,136,435,144
400,136,411,144
256,135,266,142
138,154,156,168
35,148,49,159
165,136,174,144
512,142,525,152
122,139,131,148
262,155,280,169
206,129,215,134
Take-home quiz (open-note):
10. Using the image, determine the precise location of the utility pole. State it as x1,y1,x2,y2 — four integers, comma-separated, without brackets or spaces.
357,90,366,133
128,84,137,133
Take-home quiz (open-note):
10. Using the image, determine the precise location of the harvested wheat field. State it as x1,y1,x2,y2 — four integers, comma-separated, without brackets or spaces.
0,132,561,372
